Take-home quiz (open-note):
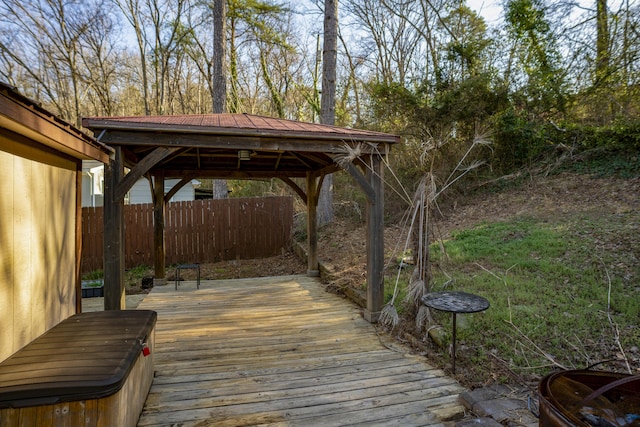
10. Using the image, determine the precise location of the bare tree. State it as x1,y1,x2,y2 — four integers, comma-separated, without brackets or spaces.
115,0,190,115
150,0,190,115
79,9,122,117
0,0,107,125
115,0,152,114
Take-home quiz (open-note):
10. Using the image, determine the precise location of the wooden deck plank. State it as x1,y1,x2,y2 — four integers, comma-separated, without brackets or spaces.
137,275,465,426
151,353,410,385
149,358,435,391
142,373,457,410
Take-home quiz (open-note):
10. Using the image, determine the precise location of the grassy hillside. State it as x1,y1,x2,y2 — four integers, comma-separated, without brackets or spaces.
318,170,639,388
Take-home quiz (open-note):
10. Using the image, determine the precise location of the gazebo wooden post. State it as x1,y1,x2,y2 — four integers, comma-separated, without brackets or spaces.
364,154,385,323
103,147,126,310
75,163,83,314
306,171,320,276
153,170,167,286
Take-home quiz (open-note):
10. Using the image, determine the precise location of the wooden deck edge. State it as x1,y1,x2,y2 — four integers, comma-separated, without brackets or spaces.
292,241,367,308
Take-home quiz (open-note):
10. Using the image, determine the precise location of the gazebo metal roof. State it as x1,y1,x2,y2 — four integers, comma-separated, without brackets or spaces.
85,113,397,141
84,114,398,179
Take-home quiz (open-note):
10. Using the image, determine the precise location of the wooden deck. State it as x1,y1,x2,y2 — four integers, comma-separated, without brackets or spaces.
136,275,465,426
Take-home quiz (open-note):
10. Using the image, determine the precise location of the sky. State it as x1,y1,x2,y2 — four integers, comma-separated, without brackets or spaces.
465,0,635,26
466,0,504,25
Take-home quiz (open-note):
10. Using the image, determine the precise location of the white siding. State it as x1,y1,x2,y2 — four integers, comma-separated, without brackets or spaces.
81,161,197,207
128,178,196,204
81,160,105,207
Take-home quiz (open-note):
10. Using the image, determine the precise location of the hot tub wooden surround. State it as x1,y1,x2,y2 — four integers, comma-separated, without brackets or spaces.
0,310,157,427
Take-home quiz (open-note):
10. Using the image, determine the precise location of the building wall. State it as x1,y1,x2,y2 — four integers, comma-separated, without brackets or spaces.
81,162,197,207
128,178,195,204
0,139,77,362
81,160,104,207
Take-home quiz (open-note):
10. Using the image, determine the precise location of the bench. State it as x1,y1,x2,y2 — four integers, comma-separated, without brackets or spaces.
0,310,157,427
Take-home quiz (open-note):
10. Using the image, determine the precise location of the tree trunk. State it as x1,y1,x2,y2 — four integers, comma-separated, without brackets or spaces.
213,0,226,114
321,0,338,125
260,49,285,118
228,16,239,113
596,0,610,85
212,180,229,199
115,0,151,115
211,0,229,198
318,0,338,226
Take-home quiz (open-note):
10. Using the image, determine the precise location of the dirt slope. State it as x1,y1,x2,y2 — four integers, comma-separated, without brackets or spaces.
317,173,639,293
172,173,638,290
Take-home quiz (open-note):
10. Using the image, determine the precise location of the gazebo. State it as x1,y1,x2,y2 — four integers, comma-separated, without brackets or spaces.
82,114,399,322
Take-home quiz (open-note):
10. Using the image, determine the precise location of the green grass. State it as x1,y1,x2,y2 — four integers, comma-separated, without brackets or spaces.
383,269,411,313
386,216,640,382
127,264,152,278
81,269,103,281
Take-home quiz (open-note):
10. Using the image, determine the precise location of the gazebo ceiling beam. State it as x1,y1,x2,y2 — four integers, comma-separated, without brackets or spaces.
294,152,332,168
280,177,306,204
334,156,376,202
121,146,142,165
160,146,191,167
98,130,383,155
155,159,341,180
289,152,313,169
159,169,311,180
150,150,332,168
275,152,283,170
114,146,180,201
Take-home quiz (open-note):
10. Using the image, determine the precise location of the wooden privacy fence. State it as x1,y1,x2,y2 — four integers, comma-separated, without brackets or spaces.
81,196,294,273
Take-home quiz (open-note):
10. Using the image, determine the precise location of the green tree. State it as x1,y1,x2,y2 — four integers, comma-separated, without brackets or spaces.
504,0,566,116
440,5,491,84
226,0,291,114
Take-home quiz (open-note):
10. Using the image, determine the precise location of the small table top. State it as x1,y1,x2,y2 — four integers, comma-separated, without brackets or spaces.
421,291,489,314
177,263,200,269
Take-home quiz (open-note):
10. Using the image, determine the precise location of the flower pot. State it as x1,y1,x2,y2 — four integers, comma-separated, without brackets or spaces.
81,280,104,298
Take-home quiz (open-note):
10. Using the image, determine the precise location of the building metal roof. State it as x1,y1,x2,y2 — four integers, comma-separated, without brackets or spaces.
0,82,112,162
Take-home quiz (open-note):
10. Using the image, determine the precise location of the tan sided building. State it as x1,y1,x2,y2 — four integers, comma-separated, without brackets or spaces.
0,82,112,362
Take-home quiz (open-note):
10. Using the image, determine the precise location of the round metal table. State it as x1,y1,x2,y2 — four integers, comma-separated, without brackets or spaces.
421,291,489,374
